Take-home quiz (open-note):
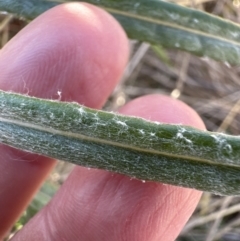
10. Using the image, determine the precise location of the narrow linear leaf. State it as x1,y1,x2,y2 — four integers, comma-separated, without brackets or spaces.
0,0,57,20
1,0,240,64
0,90,240,196
151,44,171,65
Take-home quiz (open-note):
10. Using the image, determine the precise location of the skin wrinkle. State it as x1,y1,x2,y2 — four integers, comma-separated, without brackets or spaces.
160,190,201,241
110,175,132,198
82,180,110,232
140,187,175,241
120,185,158,241
28,45,78,98
42,209,56,241
2,30,69,90
94,176,138,239
36,192,78,241
46,204,80,241
149,187,175,220
2,44,64,96
48,171,112,239
107,179,143,238
47,195,79,236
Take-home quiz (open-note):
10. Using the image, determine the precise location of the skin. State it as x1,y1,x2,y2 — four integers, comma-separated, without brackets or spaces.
0,3,205,241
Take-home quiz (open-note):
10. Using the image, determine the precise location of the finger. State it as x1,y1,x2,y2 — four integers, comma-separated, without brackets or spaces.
0,3,129,238
13,95,204,241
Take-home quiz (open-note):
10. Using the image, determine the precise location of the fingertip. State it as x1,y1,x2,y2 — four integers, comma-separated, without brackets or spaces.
0,2,129,107
119,94,205,130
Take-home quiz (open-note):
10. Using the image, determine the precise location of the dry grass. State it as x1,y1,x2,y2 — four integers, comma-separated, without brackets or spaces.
1,1,240,240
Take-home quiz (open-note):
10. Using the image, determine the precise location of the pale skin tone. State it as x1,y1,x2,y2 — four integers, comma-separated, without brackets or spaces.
0,3,205,241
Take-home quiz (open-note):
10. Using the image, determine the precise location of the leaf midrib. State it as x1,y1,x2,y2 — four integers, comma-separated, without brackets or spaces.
0,116,237,168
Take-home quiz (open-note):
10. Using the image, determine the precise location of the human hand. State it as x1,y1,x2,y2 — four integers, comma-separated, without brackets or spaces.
0,3,205,240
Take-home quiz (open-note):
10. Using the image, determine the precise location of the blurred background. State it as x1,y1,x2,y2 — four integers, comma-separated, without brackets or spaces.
1,0,240,240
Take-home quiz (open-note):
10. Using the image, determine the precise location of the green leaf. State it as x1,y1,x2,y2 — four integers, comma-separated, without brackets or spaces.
151,44,171,65
1,90,240,196
1,0,240,64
